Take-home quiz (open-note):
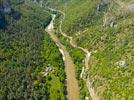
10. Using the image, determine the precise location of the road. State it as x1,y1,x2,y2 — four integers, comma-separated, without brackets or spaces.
58,10,99,100
45,15,80,100
46,7,99,100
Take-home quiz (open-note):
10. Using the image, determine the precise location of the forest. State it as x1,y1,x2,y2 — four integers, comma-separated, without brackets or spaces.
0,0,65,99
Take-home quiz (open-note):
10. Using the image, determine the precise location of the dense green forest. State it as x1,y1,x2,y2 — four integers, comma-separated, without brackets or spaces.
0,0,65,99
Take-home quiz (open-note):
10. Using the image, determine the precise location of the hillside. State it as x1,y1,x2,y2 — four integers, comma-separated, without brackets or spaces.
45,0,134,99
0,0,133,100
0,0,65,99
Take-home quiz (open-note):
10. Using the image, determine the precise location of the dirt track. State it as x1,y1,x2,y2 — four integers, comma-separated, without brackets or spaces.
58,10,99,100
45,15,80,100
46,8,99,100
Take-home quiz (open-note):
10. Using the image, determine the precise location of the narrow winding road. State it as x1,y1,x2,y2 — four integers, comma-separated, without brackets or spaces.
45,15,80,100
46,7,99,100
59,10,99,100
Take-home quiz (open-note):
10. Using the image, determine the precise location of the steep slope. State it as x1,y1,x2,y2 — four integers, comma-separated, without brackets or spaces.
65,0,134,99
45,0,134,99
0,0,66,99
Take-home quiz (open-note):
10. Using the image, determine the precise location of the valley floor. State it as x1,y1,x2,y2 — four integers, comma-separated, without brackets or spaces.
45,15,80,100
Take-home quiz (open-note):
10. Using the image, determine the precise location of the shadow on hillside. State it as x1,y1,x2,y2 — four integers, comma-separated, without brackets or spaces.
0,9,21,30
0,16,7,29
